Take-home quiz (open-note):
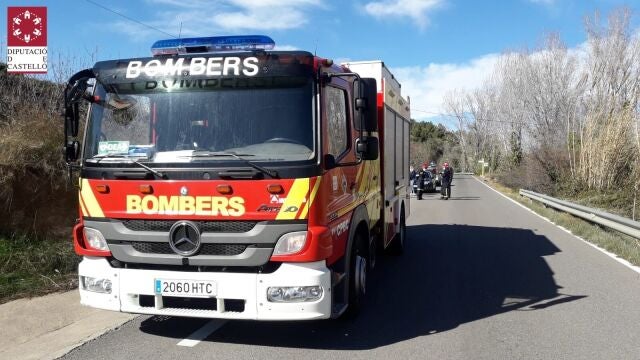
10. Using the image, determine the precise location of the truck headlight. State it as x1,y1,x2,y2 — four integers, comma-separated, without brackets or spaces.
83,227,109,251
81,276,112,294
267,286,323,302
273,231,307,256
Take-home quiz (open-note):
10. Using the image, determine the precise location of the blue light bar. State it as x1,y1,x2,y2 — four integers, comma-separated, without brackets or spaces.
151,35,275,56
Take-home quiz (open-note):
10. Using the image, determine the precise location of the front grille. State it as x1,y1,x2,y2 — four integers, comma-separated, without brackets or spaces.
121,220,257,233
138,295,245,312
131,242,248,256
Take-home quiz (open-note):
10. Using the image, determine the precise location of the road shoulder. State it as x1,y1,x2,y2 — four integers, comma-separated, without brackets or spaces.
0,289,136,360
474,175,640,275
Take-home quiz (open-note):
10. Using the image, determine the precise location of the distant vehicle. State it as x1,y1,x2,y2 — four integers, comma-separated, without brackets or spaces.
424,171,437,192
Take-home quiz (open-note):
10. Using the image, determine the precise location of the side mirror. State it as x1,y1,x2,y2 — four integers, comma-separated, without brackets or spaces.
354,78,378,132
357,137,379,160
64,140,80,162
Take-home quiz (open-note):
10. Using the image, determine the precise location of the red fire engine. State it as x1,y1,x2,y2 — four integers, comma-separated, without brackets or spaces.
63,35,410,320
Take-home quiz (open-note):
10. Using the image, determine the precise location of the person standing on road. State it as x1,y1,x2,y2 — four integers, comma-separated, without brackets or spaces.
441,162,453,200
415,163,431,200
409,165,416,195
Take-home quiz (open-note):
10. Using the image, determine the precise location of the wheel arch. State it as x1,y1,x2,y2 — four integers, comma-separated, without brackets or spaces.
331,204,370,317
344,204,371,271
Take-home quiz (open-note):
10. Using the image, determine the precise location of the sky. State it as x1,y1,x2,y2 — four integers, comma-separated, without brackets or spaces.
2,0,639,123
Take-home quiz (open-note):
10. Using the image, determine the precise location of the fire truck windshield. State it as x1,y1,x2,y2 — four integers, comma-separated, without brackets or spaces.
83,79,315,165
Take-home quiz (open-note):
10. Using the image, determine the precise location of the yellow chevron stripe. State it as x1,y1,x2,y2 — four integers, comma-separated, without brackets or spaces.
333,159,382,220
80,179,105,218
357,161,370,194
355,162,364,185
78,193,88,217
276,178,309,220
299,176,322,219
336,190,379,218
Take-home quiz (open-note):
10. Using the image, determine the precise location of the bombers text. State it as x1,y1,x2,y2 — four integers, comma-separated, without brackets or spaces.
127,195,245,216
126,57,260,78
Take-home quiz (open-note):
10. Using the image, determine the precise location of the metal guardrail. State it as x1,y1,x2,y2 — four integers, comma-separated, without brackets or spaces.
519,189,640,239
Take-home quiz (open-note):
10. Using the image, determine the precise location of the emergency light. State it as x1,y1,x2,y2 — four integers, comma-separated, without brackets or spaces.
151,35,275,56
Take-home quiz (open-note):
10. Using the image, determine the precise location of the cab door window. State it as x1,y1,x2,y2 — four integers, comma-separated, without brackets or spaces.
326,86,349,157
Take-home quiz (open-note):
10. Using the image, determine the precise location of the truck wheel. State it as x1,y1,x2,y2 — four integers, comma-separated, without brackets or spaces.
387,208,406,255
347,232,367,316
369,235,378,270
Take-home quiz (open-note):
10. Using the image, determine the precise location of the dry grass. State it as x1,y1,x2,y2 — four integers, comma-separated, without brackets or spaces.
0,64,77,237
562,187,637,220
0,64,81,302
485,177,640,267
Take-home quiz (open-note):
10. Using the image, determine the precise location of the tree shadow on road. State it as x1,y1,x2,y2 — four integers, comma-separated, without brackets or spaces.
140,224,585,350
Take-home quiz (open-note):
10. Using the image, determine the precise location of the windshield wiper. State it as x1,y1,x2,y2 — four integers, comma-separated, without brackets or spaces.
90,154,165,179
186,151,279,178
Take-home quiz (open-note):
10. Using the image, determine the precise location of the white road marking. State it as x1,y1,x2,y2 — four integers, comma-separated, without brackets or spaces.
177,320,227,347
473,175,640,275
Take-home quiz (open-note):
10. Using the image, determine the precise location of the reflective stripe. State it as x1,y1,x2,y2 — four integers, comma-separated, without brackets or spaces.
355,161,364,185
299,176,322,219
79,193,89,217
357,161,373,194
80,179,105,218
276,178,309,220
337,191,379,218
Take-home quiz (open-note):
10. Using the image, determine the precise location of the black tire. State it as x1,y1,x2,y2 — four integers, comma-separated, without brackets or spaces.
369,234,378,270
347,231,368,316
387,207,406,255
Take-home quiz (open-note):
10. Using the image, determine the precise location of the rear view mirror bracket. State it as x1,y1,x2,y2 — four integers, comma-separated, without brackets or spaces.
63,69,94,138
63,69,94,181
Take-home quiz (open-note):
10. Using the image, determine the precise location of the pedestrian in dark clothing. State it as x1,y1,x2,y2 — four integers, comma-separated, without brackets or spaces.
409,166,416,194
440,162,453,199
415,163,430,199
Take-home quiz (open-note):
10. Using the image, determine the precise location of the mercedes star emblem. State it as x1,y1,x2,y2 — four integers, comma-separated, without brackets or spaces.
168,221,201,256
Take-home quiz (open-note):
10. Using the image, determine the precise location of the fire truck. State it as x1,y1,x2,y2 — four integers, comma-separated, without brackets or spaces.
63,35,410,320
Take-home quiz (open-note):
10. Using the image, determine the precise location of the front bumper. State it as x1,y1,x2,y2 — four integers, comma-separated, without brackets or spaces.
78,257,332,320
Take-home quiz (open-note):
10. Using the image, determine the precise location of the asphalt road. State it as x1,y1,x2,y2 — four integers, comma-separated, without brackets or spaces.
62,175,640,360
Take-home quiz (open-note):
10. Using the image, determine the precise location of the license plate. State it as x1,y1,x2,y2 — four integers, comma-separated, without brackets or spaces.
154,279,217,298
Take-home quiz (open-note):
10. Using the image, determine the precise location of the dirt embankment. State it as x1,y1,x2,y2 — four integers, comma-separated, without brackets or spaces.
0,64,78,239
